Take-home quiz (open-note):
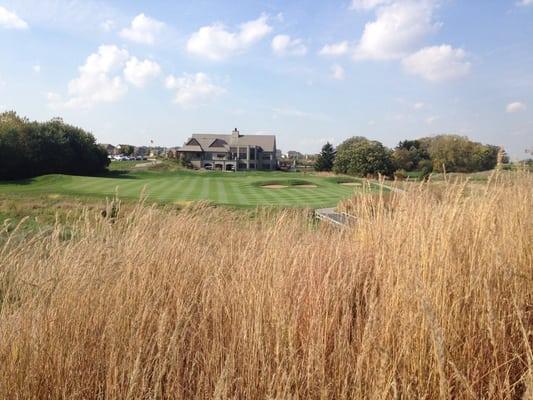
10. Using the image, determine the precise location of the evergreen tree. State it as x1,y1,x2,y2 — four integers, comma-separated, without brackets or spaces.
315,142,335,171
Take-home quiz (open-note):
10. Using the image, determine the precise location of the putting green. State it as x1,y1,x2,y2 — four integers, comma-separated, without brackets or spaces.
0,170,379,208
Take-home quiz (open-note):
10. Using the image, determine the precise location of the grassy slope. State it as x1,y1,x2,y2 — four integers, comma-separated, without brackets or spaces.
0,169,372,208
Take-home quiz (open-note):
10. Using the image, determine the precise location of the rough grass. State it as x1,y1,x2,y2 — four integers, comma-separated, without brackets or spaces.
324,176,361,184
0,173,531,399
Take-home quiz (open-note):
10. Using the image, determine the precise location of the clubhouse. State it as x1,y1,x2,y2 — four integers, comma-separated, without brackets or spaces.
177,129,277,171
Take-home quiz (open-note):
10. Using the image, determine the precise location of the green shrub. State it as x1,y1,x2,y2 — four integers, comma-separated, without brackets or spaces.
394,169,407,180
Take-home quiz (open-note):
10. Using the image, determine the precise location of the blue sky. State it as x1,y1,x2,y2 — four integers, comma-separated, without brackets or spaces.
0,0,532,158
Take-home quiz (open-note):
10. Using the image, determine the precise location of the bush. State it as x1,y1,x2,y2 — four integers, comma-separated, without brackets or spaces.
418,159,433,178
394,169,407,180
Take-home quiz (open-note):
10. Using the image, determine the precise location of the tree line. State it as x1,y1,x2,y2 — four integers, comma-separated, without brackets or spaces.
0,112,109,180
0,111,509,181
315,135,507,177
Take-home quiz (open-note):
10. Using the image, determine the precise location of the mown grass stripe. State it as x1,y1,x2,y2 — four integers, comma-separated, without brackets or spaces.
0,171,368,208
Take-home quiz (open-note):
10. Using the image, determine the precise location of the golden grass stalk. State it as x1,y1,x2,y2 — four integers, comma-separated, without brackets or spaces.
0,172,531,399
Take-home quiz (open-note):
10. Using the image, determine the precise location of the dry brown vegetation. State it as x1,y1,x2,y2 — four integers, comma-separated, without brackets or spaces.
0,173,532,399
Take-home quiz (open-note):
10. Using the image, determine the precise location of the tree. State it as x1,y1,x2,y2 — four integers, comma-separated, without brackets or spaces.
0,112,109,180
392,139,431,172
315,142,335,171
333,137,394,177
419,135,503,173
392,148,416,171
118,144,135,156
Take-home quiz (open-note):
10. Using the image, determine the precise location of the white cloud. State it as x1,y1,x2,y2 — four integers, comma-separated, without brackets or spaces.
426,115,439,124
3,0,119,34
186,14,272,60
402,45,471,82
354,1,439,60
413,102,425,110
331,64,345,80
101,19,116,32
165,73,224,107
517,0,533,5
319,41,349,56
46,92,63,109
120,13,165,45
51,45,162,109
80,45,130,76
123,57,161,87
65,45,129,108
506,102,527,113
350,0,391,10
32,65,41,73
271,35,307,56
0,6,28,29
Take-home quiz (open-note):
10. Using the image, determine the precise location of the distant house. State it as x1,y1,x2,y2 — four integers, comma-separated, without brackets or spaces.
177,129,277,171
287,151,303,159
100,144,116,155
134,146,150,157
166,147,181,159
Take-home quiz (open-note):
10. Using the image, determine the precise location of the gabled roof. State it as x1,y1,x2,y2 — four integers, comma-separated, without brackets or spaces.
180,132,276,152
186,138,201,146
209,138,228,148
232,134,276,151
179,145,203,152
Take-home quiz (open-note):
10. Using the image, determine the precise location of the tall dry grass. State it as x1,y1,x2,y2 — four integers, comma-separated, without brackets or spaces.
0,173,531,399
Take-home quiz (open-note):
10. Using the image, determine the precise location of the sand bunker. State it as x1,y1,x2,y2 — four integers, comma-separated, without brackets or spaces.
340,182,362,186
262,184,288,189
295,184,317,188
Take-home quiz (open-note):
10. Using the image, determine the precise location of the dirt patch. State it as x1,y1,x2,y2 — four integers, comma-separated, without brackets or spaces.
340,182,362,186
262,185,288,189
295,184,317,188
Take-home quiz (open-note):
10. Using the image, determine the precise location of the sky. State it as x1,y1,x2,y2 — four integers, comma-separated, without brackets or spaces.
0,0,532,158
